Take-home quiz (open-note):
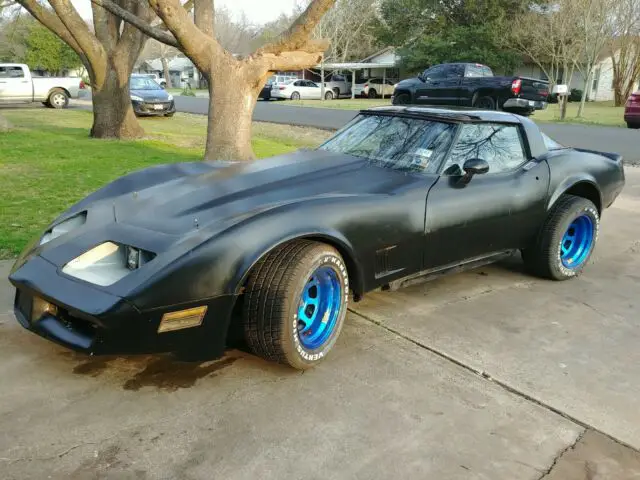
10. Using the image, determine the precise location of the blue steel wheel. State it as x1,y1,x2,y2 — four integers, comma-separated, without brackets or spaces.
296,266,342,350
560,215,594,269
243,240,348,370
522,194,599,281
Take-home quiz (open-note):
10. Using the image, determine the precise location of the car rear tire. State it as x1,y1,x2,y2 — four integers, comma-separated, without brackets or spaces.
291,92,301,100
47,89,69,109
627,122,640,129
243,240,349,370
473,95,495,110
522,195,599,280
165,112,175,117
324,91,334,100
368,89,377,99
392,93,410,105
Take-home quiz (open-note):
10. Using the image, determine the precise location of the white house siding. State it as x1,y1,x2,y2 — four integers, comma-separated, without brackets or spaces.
590,56,615,101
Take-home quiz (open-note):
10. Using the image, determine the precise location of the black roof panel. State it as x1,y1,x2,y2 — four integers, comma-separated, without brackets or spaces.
361,105,522,124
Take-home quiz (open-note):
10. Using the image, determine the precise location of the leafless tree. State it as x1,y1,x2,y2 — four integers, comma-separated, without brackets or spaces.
609,0,640,106
93,0,337,161
511,1,584,119
13,1,168,139
139,39,179,88
574,0,615,116
313,0,379,62
214,6,256,56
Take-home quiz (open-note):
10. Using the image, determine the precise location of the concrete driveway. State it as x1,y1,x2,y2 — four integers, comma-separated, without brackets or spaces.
2,170,640,479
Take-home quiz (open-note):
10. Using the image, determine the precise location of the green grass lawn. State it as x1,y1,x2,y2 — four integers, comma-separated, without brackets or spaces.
280,98,625,127
0,109,329,259
533,101,625,127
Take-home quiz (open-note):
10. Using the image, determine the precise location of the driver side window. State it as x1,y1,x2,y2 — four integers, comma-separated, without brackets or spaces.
442,124,527,175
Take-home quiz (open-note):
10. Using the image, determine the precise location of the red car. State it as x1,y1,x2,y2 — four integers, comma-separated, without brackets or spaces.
625,91,640,129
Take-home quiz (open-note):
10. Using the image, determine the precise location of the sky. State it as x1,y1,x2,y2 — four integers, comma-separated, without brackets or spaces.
71,0,298,25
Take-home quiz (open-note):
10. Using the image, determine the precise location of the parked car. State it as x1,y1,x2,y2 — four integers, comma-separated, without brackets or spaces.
271,79,335,100
260,75,299,100
129,76,175,117
392,63,549,115
132,73,167,88
624,91,640,129
353,78,397,98
322,72,352,99
9,106,625,370
0,63,84,109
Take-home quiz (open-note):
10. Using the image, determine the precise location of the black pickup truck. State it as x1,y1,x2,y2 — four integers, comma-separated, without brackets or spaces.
392,63,549,115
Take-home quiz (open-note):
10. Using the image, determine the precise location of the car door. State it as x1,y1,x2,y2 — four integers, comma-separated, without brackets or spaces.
423,122,550,268
304,80,322,99
0,65,32,102
415,65,462,105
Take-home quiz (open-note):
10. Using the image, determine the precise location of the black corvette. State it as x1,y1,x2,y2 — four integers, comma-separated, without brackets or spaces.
9,107,625,369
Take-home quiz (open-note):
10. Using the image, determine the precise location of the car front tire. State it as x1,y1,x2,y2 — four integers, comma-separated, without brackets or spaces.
243,240,349,370
627,122,640,129
522,195,599,280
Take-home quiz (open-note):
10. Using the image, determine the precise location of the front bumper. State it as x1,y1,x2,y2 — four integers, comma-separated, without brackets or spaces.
9,255,235,356
503,98,547,110
131,100,176,116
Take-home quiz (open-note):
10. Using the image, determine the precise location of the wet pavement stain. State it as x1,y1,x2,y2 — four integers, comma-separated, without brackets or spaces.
122,356,239,392
72,356,118,376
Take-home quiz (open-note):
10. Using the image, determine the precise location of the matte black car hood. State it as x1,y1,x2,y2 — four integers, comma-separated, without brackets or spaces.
130,88,170,101
109,150,406,236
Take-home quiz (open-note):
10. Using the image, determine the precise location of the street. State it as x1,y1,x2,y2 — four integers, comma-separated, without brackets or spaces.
1,169,639,479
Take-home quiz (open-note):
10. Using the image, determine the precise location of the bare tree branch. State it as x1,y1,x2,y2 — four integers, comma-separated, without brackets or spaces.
91,0,179,47
148,0,222,68
259,0,336,54
48,0,104,64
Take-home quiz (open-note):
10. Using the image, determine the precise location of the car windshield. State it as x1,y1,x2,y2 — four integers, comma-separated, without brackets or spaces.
319,114,456,174
130,77,162,90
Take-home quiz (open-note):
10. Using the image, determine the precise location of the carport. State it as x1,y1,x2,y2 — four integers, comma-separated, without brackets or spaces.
312,61,398,100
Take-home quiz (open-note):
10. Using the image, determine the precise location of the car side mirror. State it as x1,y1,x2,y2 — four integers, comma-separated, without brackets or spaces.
460,158,490,185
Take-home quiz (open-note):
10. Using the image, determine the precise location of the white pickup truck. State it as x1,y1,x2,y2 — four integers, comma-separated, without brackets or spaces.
0,63,84,109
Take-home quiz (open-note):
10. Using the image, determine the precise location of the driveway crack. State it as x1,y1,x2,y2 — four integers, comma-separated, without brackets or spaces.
535,429,586,480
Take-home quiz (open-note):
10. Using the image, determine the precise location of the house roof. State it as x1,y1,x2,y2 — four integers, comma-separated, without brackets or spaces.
360,46,397,63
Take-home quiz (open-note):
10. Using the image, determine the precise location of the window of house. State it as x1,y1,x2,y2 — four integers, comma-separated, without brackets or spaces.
442,124,527,174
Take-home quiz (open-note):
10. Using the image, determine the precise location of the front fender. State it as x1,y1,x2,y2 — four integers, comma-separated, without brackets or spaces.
229,228,364,298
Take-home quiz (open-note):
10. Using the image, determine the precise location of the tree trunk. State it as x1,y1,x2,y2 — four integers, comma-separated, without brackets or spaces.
90,69,144,139
204,68,260,161
577,67,593,118
161,56,172,88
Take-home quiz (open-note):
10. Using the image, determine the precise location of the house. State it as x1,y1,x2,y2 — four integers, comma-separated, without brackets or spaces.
513,49,639,101
135,55,201,88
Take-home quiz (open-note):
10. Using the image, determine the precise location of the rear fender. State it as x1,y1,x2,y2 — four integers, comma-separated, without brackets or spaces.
548,176,602,214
